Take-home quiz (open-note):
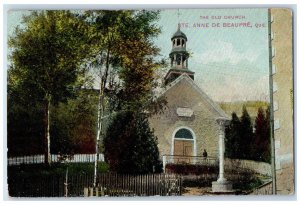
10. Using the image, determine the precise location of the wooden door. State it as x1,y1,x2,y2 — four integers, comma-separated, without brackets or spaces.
174,140,193,163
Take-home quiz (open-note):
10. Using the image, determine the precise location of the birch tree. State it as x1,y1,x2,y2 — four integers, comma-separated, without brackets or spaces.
83,10,164,186
8,11,90,164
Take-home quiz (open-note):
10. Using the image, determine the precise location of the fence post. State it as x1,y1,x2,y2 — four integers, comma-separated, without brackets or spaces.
84,187,89,197
64,168,69,197
95,187,99,197
163,155,166,173
89,187,93,196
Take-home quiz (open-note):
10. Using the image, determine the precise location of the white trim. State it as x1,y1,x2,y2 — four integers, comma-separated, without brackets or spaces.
272,47,276,58
171,126,197,157
272,64,276,75
273,101,279,111
273,82,278,93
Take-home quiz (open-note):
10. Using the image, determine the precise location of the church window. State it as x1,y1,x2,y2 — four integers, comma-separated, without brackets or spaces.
176,55,181,65
182,39,185,47
173,39,175,46
175,128,193,139
177,39,180,46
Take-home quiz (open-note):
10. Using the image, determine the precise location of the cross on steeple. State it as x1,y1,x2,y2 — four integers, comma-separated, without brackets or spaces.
177,9,181,26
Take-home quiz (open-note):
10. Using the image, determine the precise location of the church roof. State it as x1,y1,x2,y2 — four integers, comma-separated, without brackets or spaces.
171,28,187,40
157,73,229,119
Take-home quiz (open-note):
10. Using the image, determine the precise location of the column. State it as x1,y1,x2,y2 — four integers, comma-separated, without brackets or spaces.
212,117,232,192
217,120,226,182
180,55,183,67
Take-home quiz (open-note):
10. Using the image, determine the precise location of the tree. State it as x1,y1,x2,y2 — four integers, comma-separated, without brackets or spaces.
82,11,133,185
239,106,254,159
225,112,241,159
104,111,162,174
8,11,90,164
89,10,166,175
7,84,44,156
51,89,98,154
83,10,165,183
252,107,271,162
225,106,271,162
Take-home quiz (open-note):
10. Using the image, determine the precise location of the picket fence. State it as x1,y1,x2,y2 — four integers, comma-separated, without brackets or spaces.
8,173,182,197
8,154,104,166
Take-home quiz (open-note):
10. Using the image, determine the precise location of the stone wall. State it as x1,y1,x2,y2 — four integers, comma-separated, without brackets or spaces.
149,77,222,158
225,158,271,176
270,8,294,195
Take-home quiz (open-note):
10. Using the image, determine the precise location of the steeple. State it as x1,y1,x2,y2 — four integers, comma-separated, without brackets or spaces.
164,26,195,85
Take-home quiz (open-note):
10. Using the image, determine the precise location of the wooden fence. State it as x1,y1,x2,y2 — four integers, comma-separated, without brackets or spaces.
8,154,104,166
8,173,182,197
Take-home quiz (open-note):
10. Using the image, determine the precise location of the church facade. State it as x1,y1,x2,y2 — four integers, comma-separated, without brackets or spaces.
149,27,229,160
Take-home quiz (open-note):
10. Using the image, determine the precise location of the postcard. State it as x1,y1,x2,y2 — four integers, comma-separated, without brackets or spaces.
6,8,294,197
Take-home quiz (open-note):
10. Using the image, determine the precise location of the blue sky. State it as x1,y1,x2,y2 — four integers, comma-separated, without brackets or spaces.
155,9,269,102
7,8,270,102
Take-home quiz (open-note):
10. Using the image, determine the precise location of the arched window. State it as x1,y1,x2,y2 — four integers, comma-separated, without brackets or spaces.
174,128,193,139
182,39,185,47
173,39,175,46
177,39,180,46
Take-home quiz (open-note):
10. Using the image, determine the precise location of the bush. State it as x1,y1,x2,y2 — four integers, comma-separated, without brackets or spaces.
166,164,218,175
104,111,162,174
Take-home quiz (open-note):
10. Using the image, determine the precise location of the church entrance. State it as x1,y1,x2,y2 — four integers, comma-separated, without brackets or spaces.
173,128,195,163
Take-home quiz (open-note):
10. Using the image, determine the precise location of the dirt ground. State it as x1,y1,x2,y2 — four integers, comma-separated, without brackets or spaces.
182,187,212,196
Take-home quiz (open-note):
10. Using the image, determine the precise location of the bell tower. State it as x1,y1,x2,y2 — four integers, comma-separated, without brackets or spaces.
164,26,195,85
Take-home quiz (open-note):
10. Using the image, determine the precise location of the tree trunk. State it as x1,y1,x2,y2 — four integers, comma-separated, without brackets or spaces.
44,94,51,164
93,47,111,187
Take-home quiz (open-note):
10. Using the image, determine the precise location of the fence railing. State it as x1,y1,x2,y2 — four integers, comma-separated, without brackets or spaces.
8,154,104,166
8,173,182,197
162,155,218,171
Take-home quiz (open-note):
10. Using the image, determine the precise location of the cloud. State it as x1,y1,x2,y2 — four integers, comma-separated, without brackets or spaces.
187,40,269,102
196,74,269,102
194,40,260,65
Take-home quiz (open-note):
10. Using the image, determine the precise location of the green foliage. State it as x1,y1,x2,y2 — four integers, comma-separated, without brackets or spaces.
225,112,241,158
225,106,271,163
8,162,109,178
7,95,44,156
8,11,92,160
239,106,254,159
9,11,90,103
84,10,165,112
104,111,162,174
225,107,254,160
51,89,98,154
8,10,165,160
88,11,165,175
166,164,218,175
251,107,271,163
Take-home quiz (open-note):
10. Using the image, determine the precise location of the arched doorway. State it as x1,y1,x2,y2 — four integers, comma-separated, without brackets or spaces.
172,127,196,163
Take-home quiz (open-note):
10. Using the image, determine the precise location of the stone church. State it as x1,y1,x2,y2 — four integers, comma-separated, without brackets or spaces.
149,27,229,160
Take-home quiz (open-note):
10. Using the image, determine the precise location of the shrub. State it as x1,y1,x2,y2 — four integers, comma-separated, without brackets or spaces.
165,164,218,175
104,111,162,174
